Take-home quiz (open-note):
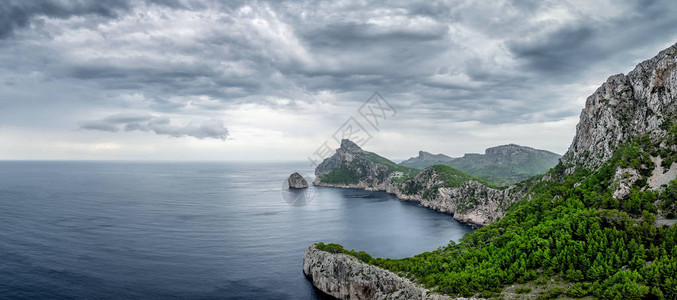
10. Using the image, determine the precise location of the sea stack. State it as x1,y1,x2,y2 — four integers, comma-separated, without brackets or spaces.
288,172,308,189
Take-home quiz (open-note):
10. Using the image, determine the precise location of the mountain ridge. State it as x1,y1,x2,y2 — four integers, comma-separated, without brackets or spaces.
401,144,561,185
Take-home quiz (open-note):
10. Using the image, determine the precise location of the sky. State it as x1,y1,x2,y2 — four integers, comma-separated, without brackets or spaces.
0,0,676,161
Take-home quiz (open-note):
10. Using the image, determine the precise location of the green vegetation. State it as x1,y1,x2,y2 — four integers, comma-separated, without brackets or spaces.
541,287,563,299
320,166,361,184
315,242,372,263
316,139,677,299
366,152,419,176
445,150,560,186
432,164,502,189
401,146,561,186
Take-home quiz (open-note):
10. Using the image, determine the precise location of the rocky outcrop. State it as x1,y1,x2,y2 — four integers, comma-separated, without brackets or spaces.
288,172,308,189
612,167,641,199
303,245,459,300
562,42,677,170
648,156,677,190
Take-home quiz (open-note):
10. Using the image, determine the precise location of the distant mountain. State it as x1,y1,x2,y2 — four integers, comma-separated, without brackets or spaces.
400,144,561,185
399,151,454,168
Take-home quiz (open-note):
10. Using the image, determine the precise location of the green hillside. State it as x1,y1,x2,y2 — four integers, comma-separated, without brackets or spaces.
401,145,561,186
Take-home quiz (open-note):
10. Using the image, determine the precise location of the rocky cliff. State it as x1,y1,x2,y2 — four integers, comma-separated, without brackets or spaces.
393,166,529,225
562,43,677,170
314,139,525,226
303,245,459,300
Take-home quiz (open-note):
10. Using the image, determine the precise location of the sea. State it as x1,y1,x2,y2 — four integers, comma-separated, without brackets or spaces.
0,161,473,299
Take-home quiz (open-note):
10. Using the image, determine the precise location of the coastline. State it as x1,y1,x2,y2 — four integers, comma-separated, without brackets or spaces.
313,178,527,227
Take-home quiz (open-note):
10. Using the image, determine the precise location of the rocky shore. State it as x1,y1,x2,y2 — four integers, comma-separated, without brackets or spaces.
314,175,527,226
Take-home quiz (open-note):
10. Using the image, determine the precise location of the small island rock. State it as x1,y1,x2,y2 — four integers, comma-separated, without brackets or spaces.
288,172,308,189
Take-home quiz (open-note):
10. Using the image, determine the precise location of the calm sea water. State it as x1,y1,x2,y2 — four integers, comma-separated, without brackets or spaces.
0,161,473,299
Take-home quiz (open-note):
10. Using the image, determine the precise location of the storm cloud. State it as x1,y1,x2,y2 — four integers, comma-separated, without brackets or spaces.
0,0,676,159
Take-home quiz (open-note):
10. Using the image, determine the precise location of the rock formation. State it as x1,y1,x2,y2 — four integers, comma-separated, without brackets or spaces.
288,172,308,189
303,245,458,300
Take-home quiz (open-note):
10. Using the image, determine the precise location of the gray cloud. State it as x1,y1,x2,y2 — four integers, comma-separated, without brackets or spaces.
505,1,677,77
0,0,132,39
0,0,676,159
80,121,120,132
82,114,229,140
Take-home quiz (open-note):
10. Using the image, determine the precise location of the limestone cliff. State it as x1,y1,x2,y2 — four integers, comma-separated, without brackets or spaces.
562,43,677,170
303,245,464,300
393,166,529,225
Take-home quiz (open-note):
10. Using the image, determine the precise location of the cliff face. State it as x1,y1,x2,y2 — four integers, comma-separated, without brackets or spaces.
563,43,677,169
303,245,458,300
394,168,529,225
314,140,523,226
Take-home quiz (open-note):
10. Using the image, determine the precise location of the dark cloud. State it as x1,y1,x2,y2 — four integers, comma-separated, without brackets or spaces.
505,0,677,77
81,114,229,140
0,0,132,39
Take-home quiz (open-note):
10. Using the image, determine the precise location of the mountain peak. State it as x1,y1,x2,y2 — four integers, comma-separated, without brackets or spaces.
340,139,362,151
